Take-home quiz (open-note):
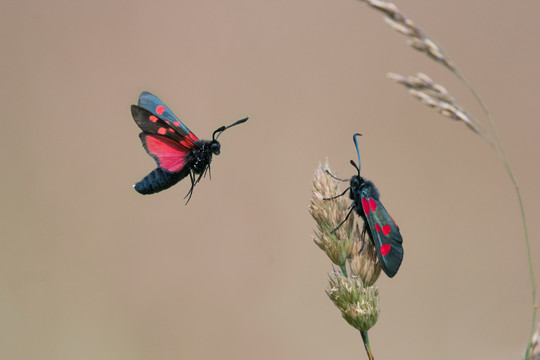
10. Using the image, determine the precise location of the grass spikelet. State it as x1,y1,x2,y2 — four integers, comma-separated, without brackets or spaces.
528,325,540,360
387,72,484,136
350,225,382,287
359,0,454,71
309,160,354,270
309,160,383,360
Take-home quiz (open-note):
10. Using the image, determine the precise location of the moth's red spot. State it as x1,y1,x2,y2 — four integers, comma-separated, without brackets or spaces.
165,121,171,125
180,139,191,148
156,105,165,115
188,132,199,141
168,128,174,132
149,115,158,123
173,121,181,127
158,127,167,135
369,199,377,211
375,224,381,232
382,225,391,236
362,198,370,216
380,244,391,256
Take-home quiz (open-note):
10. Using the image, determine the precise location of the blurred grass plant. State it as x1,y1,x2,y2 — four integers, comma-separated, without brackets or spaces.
310,160,382,360
530,326,540,360
359,0,537,357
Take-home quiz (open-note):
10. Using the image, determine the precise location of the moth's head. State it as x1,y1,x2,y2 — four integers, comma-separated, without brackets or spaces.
210,141,221,155
350,174,361,190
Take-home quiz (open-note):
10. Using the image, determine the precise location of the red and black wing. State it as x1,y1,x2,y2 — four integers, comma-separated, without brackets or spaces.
361,194,404,277
131,92,199,173
137,91,198,139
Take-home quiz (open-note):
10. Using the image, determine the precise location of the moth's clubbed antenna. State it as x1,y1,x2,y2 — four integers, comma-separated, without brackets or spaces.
352,133,362,174
213,117,248,141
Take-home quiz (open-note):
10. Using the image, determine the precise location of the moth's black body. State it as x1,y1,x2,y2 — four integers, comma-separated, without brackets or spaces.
133,139,219,196
350,176,379,228
134,167,186,195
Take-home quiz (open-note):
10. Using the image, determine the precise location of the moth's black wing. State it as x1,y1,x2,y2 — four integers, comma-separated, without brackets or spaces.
360,188,404,277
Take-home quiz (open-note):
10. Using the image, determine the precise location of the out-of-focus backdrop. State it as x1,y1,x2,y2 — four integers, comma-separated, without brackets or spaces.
1,1,539,359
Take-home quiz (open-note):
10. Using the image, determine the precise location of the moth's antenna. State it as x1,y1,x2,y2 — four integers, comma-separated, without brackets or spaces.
351,133,362,175
213,117,248,141
350,160,360,175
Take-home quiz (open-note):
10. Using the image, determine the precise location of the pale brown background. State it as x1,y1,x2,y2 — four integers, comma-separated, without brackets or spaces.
1,1,539,359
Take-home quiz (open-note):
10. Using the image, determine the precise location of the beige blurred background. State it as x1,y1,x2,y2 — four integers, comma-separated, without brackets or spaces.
1,1,539,359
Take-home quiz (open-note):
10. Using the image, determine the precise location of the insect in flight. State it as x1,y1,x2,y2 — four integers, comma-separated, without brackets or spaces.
326,134,404,277
131,91,248,202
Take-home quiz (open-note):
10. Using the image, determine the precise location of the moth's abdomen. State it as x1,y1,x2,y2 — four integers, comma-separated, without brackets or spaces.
134,167,189,195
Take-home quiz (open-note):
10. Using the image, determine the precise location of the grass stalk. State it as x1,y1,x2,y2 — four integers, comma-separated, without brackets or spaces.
360,331,375,360
359,0,537,356
453,67,537,358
